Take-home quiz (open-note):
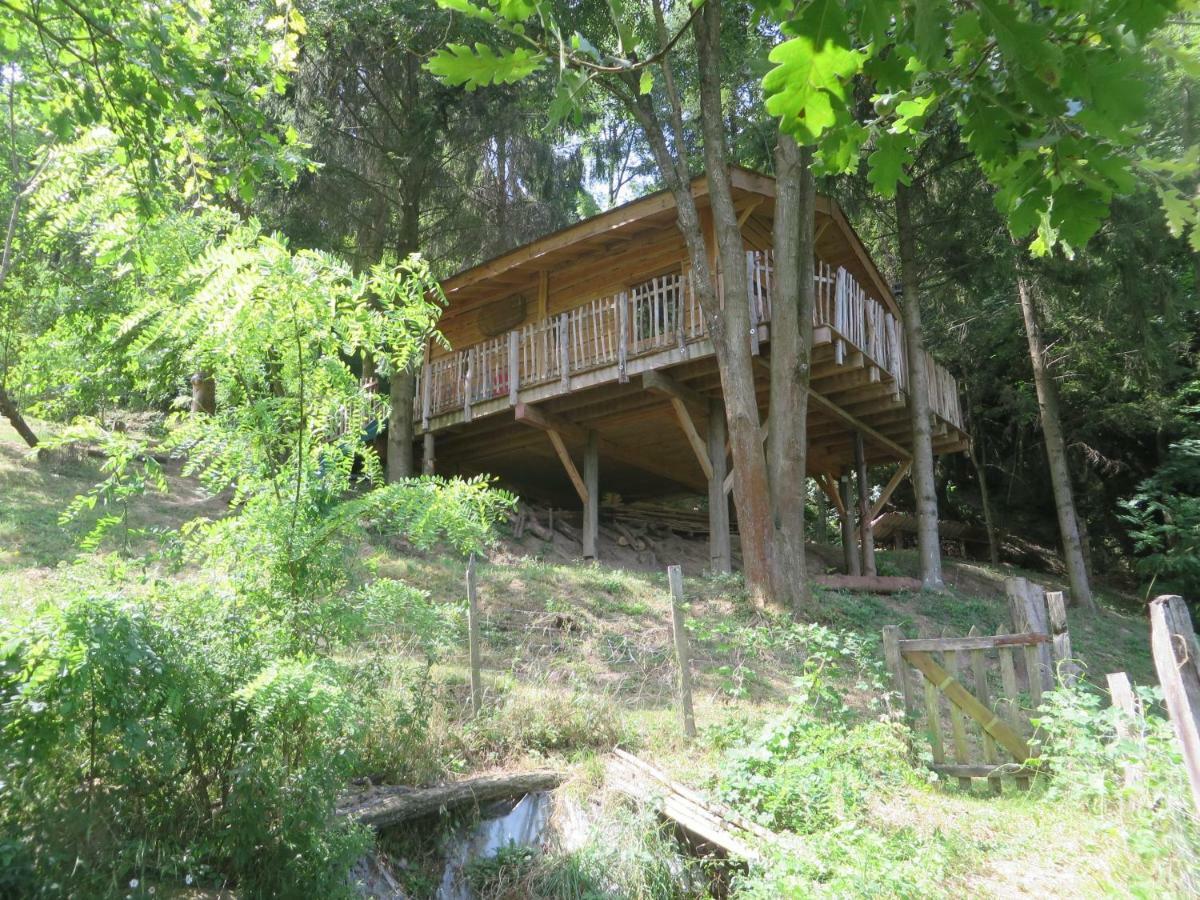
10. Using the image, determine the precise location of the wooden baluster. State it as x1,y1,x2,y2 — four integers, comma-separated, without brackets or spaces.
944,648,973,790
559,312,569,388
998,642,1030,790
969,627,1002,795
618,291,629,382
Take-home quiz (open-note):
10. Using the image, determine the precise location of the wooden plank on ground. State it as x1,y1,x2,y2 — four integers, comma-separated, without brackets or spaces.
337,770,564,830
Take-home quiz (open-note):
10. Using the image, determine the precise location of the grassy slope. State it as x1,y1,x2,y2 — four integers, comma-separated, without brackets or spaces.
0,420,1165,897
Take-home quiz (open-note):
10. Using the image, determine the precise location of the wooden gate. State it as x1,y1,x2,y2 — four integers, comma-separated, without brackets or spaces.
883,626,1051,792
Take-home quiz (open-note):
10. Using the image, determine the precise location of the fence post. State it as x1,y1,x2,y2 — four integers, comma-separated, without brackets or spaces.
882,625,913,714
1045,590,1079,686
1106,671,1142,786
668,565,697,739
1149,595,1200,815
1005,577,1053,692
466,554,482,716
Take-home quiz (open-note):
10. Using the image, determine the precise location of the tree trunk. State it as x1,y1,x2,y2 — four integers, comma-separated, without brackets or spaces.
0,382,38,448
895,183,945,591
613,1,776,605
1015,272,1095,610
691,1,780,608
766,132,813,612
965,425,1000,566
385,127,424,483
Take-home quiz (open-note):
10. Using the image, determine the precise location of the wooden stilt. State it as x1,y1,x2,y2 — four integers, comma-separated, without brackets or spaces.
583,430,599,560
707,398,732,574
422,431,435,476
839,469,861,576
855,432,877,576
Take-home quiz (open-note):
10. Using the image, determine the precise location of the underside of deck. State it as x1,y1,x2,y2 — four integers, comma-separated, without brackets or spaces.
421,323,968,507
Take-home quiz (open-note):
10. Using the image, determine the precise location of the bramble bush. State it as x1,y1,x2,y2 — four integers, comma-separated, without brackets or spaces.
1033,683,1200,896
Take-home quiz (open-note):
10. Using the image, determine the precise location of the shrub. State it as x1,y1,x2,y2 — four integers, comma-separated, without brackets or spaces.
0,590,368,897
1033,683,1200,896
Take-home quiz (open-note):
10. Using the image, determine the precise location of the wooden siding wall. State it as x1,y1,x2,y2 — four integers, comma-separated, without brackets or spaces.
435,223,695,358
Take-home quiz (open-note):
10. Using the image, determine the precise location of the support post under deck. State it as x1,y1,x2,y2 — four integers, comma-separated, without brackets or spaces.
583,430,599,561
839,470,861,576
854,433,877,576
422,432,435,476
707,398,732,574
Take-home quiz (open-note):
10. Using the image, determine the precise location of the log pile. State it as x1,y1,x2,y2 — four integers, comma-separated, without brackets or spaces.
605,749,799,863
337,769,564,831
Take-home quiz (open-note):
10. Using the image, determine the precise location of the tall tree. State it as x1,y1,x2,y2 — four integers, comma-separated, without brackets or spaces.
1014,267,1095,609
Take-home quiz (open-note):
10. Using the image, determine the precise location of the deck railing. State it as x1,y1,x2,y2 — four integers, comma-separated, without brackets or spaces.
415,250,963,431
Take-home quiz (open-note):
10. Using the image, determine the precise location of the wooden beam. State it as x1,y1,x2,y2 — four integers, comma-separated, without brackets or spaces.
513,402,704,492
670,398,714,481
814,473,846,518
807,386,912,460
870,462,911,519
547,429,588,504
736,197,763,227
642,370,710,418
854,432,877,577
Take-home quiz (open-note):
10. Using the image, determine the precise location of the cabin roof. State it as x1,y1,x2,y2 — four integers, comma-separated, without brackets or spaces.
439,165,900,319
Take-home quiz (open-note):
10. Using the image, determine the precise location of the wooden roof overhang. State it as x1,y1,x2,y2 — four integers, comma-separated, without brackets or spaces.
438,166,902,321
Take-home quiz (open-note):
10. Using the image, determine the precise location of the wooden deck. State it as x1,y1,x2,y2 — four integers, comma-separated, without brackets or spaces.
411,249,966,503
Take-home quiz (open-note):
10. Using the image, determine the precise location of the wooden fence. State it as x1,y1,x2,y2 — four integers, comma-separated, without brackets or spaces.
414,250,964,431
882,577,1077,791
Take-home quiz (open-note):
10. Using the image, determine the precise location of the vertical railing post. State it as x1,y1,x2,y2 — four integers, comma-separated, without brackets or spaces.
508,329,519,406
463,347,474,422
617,291,629,383
558,311,570,388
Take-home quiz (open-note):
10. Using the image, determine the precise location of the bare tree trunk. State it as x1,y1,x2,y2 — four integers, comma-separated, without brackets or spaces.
1015,272,1095,610
0,383,38,448
895,183,945,591
965,419,1000,566
766,132,813,612
610,0,777,605
691,2,782,607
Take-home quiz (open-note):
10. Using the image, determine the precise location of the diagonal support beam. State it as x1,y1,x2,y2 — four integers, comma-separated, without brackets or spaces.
515,402,703,493
642,371,713,481
870,461,912,519
814,472,846,518
546,429,588,503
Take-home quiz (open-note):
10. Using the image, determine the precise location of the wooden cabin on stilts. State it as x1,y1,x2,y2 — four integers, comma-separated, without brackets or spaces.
407,167,967,575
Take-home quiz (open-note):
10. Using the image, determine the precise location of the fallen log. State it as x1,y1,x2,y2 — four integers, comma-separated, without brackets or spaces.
815,574,922,594
337,770,564,831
